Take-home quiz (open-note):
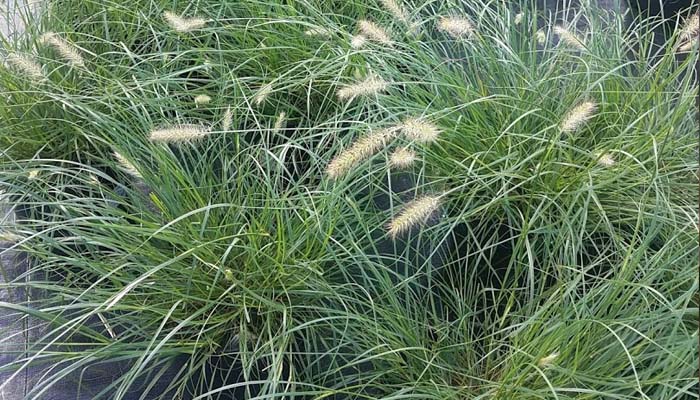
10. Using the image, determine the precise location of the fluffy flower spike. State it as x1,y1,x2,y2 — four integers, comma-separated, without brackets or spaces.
553,26,585,51
560,101,597,133
679,14,699,41
358,20,392,45
39,33,85,67
514,12,524,25
5,53,44,81
163,11,207,32
350,34,367,49
678,37,697,52
536,29,546,44
326,129,395,179
337,75,388,101
273,111,287,133
194,94,211,105
379,0,411,25
114,151,142,178
149,124,211,143
222,106,233,131
389,147,418,168
304,27,333,37
538,352,560,367
400,117,441,143
254,83,273,106
437,16,474,39
597,152,615,167
387,195,441,239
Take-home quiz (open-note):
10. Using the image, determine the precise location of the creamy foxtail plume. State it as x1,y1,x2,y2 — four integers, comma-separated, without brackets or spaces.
114,151,142,178
222,106,233,131
304,27,333,37
0,231,23,242
149,124,211,143
400,117,441,143
596,152,615,167
536,29,546,44
326,129,395,179
514,12,523,25
358,20,392,45
389,147,417,168
678,37,697,53
560,101,597,133
273,111,287,133
5,53,44,81
350,34,367,49
163,11,207,32
40,33,85,67
379,0,411,25
538,352,559,367
337,75,388,101
254,83,273,106
386,195,441,239
553,26,585,51
437,16,474,39
679,14,699,41
194,94,211,105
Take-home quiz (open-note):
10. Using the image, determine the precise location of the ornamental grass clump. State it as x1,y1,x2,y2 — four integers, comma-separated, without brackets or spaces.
0,0,696,398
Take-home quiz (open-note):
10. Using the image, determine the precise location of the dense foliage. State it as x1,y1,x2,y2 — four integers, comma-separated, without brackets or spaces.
0,0,697,398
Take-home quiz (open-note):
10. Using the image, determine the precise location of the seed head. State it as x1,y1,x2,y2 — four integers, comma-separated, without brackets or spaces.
224,268,234,282
27,170,39,180
350,34,367,49
254,83,273,106
387,195,441,239
514,12,523,25
553,26,585,51
0,231,23,242
304,27,333,37
679,14,699,41
596,152,615,167
538,352,559,368
222,106,233,131
163,11,207,33
5,53,44,81
389,147,417,168
114,151,142,178
149,124,211,143
194,94,211,105
560,101,597,133
678,37,697,52
536,29,546,44
326,129,395,179
400,117,441,143
437,16,474,39
358,20,392,45
273,111,287,133
379,0,411,25
39,33,85,67
337,75,388,101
